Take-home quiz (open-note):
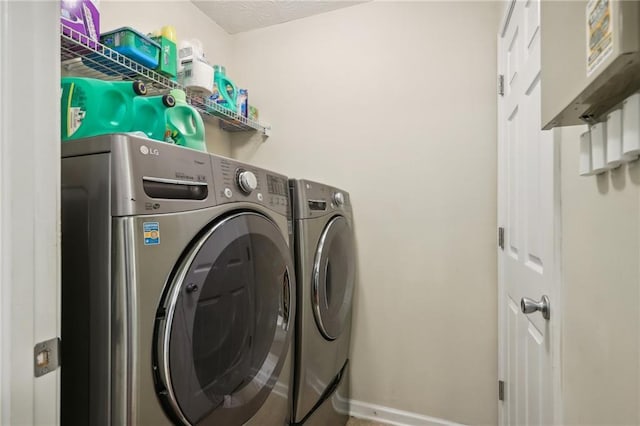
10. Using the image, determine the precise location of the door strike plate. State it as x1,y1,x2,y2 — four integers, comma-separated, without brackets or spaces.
34,337,61,377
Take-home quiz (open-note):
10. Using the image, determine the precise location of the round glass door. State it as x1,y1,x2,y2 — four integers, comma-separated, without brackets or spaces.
154,212,294,426
312,215,355,340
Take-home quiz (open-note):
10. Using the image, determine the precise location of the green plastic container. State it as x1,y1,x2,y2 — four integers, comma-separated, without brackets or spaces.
151,35,177,78
133,93,176,142
213,65,238,113
61,77,147,141
165,89,206,152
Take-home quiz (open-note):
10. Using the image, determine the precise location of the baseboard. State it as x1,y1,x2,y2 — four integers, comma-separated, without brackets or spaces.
348,399,465,426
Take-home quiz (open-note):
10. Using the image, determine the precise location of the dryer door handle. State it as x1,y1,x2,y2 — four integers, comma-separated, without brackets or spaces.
282,268,291,323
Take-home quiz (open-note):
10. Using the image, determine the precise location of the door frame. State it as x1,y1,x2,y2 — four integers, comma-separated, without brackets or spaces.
496,1,563,424
0,2,61,425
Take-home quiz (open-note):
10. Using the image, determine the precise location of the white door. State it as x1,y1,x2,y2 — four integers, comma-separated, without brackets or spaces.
498,1,558,425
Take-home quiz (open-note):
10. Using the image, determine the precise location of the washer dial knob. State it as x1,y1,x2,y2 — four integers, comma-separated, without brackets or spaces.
237,170,258,194
333,192,345,206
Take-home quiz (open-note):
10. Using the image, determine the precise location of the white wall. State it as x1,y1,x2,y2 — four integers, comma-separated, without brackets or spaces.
230,3,499,424
100,0,232,156
560,125,640,425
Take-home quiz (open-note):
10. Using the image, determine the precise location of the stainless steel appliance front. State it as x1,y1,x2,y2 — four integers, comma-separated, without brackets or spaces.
61,134,295,426
289,179,355,425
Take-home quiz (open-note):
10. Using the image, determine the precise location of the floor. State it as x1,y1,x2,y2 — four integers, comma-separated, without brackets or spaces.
347,418,388,426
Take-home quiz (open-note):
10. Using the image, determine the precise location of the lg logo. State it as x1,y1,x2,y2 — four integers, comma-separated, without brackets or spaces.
140,145,159,156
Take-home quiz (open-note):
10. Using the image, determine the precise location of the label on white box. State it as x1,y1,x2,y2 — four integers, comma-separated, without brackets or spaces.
586,0,614,76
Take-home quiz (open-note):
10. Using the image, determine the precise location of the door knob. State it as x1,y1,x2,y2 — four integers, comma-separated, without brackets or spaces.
520,295,550,320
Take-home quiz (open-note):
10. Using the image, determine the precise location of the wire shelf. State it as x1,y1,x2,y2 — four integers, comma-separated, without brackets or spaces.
187,94,269,133
60,24,271,136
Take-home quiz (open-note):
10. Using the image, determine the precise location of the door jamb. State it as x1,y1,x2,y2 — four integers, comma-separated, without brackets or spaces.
0,2,61,425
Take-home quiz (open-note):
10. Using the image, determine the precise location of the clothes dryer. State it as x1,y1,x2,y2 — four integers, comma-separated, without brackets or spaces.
61,134,295,425
289,179,355,425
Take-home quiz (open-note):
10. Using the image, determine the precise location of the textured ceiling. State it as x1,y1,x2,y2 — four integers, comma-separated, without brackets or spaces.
192,1,366,34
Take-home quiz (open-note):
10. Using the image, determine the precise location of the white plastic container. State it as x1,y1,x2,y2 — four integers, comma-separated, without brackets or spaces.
590,122,608,174
579,130,594,176
177,39,214,96
606,109,624,167
178,59,214,95
177,39,204,68
622,92,640,159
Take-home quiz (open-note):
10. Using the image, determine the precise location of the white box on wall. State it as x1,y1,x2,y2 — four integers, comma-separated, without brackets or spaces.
623,93,640,159
541,1,640,129
590,122,608,174
580,130,594,176
606,109,624,167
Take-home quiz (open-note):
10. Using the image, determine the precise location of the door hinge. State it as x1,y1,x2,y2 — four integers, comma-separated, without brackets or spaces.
34,337,61,377
498,74,505,96
499,380,505,401
498,227,505,250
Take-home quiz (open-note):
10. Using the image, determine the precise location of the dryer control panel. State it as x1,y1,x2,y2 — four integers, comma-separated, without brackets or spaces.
211,155,290,216
290,179,352,220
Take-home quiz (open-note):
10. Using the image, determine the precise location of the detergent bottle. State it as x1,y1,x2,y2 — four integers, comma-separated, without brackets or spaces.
61,77,147,141
213,65,238,113
132,93,176,142
165,89,207,152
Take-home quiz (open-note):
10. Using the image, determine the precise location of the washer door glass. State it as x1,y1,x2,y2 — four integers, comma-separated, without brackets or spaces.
312,215,355,340
155,212,293,425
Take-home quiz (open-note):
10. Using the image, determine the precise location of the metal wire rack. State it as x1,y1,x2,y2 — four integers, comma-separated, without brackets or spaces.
60,24,270,136
187,94,271,134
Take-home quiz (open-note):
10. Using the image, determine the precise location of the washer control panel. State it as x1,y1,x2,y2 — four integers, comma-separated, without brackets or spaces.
211,155,289,215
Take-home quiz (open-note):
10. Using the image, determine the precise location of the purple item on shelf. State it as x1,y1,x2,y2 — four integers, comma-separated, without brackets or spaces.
61,0,100,48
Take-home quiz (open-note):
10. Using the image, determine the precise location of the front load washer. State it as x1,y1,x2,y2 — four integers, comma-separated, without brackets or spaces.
61,134,295,425
289,179,356,425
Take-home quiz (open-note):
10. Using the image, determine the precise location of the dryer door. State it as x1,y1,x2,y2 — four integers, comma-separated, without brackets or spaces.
155,212,294,426
312,215,355,340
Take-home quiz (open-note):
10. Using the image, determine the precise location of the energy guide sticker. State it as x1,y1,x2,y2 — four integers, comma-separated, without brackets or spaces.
143,222,160,246
587,0,613,76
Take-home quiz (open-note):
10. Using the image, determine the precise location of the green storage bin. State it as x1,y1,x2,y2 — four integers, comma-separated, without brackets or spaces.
151,35,177,78
100,27,160,69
